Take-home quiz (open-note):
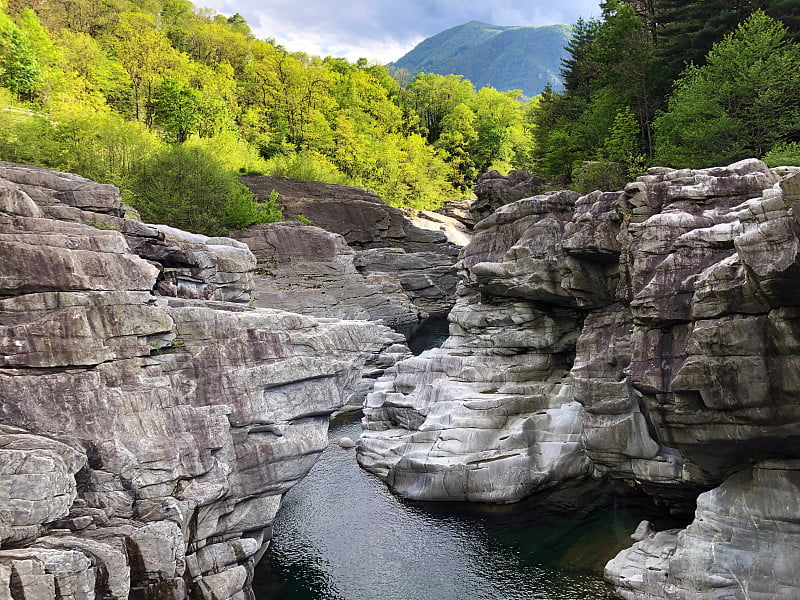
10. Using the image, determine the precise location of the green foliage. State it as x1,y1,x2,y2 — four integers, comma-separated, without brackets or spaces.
224,183,282,230
263,150,351,185
762,142,800,167
152,77,201,142
0,10,41,98
572,160,629,193
126,144,279,235
602,106,646,179
530,1,800,185
1,0,546,219
654,10,800,167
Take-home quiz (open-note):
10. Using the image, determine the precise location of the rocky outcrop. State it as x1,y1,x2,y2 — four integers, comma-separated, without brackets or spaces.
469,169,545,225
357,190,594,502
606,460,800,600
231,222,421,333
0,163,407,599
241,175,461,254
358,158,800,598
241,175,465,326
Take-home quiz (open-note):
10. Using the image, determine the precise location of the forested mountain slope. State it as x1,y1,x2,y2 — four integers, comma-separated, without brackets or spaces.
393,21,572,97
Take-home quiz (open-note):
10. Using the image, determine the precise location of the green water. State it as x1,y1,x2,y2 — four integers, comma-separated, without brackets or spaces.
251,416,656,600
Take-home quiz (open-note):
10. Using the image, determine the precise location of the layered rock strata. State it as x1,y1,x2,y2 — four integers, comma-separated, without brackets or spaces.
0,163,407,599
241,176,463,324
232,222,421,333
357,190,595,502
358,159,800,598
469,169,545,225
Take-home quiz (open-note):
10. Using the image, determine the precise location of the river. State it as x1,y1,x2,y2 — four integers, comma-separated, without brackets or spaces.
251,415,660,600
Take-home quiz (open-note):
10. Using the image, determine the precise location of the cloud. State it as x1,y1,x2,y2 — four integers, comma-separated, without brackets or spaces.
196,0,601,63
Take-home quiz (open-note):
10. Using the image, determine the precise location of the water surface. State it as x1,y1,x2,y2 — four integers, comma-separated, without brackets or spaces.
252,417,646,600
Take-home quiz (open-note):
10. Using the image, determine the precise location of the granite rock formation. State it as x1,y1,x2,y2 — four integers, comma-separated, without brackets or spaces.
0,162,407,599
231,222,421,334
358,158,800,598
240,176,465,327
357,190,595,502
469,169,545,225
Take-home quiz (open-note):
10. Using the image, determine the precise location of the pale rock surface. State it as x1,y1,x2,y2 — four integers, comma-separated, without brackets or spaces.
240,176,464,325
232,221,421,332
0,164,407,599
606,460,800,600
358,158,800,599
469,169,545,225
358,190,594,502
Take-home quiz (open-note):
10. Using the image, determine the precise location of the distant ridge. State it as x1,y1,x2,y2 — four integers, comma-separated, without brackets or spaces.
392,21,572,97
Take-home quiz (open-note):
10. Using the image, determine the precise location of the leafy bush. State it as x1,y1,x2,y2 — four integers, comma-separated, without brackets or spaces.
187,130,269,176
572,160,628,194
763,142,800,167
225,186,282,230
263,150,351,185
126,144,281,235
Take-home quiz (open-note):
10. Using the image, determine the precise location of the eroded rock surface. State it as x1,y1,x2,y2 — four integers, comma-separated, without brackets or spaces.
232,222,421,333
469,169,545,225
241,176,463,324
0,163,406,599
606,460,800,600
358,190,595,502
358,159,800,598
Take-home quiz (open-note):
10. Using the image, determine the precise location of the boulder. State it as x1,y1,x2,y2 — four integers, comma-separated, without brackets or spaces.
606,461,800,600
358,191,594,502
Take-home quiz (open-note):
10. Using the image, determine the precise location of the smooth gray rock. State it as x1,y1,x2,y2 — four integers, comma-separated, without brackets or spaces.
359,159,800,599
358,190,593,503
232,222,421,332
607,461,800,600
239,177,464,325
0,164,408,599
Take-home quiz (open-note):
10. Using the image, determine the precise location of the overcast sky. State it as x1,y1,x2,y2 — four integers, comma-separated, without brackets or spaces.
197,0,602,63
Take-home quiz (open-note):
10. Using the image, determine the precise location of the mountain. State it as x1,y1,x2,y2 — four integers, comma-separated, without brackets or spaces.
392,21,573,97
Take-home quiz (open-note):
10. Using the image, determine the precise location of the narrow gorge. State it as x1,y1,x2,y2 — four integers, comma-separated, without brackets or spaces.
2,158,800,599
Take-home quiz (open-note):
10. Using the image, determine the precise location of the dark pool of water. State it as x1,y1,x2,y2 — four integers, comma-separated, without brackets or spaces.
407,316,451,355
251,417,654,600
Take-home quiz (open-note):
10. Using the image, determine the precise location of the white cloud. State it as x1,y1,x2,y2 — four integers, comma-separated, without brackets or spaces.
196,0,601,63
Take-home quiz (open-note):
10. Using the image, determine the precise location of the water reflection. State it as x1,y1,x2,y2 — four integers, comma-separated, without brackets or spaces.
253,417,624,600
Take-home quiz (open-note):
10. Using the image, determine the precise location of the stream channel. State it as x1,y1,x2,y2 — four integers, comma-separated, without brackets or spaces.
252,319,664,599
251,412,665,600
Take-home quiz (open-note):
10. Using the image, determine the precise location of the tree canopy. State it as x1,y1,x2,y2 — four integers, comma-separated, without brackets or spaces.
528,0,800,189
1,0,799,220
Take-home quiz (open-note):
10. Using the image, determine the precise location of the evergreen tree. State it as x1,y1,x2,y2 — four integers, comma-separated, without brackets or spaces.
654,10,800,167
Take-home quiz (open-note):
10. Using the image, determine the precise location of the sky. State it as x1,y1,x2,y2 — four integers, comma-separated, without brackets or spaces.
196,0,602,63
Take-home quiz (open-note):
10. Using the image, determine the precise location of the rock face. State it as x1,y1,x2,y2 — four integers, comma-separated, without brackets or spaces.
0,162,407,599
231,222,421,333
358,190,595,502
469,169,545,225
606,460,800,600
240,175,465,327
358,159,800,597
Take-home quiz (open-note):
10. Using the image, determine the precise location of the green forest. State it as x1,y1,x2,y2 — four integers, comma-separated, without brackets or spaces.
0,0,799,235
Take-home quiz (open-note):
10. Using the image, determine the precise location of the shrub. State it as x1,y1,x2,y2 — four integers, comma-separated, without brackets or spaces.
763,142,800,168
572,160,628,193
126,144,280,236
263,150,351,185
